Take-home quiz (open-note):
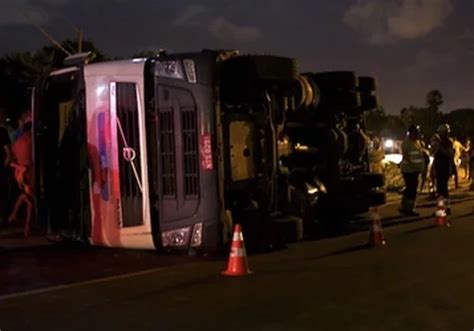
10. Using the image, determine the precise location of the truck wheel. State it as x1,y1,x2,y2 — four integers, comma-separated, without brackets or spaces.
273,216,304,242
360,94,379,110
309,71,358,90
295,74,320,110
318,90,361,109
358,76,377,92
221,55,298,103
221,55,298,82
361,173,385,188
344,107,365,117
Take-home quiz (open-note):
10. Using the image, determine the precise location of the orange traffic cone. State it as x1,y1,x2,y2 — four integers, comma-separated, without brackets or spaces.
222,224,253,276
368,207,385,247
435,196,450,227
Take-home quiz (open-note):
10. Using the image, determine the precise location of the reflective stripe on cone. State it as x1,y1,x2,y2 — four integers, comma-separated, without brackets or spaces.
368,207,386,247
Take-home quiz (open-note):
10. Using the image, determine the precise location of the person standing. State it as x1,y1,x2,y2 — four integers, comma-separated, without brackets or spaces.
431,124,454,213
0,109,13,225
469,137,474,190
461,138,471,180
451,137,468,188
368,136,385,174
399,125,425,216
418,137,431,193
8,117,34,237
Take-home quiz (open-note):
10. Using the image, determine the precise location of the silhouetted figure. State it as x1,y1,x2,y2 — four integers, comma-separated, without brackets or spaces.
419,138,430,193
431,124,454,214
452,137,468,187
0,109,12,225
8,119,34,237
399,125,425,216
461,138,471,179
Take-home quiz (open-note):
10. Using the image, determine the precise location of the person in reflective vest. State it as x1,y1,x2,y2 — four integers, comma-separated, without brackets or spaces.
368,136,385,174
399,125,425,216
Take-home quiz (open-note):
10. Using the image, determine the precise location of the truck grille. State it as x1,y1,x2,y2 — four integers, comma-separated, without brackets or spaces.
159,109,176,197
181,107,199,198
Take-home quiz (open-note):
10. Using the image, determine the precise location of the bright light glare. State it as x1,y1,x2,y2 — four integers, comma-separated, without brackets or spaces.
384,153,403,164
295,143,309,151
384,139,394,148
96,85,106,97
307,187,319,194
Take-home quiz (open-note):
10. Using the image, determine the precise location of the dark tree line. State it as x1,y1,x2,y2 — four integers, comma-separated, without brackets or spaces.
0,40,164,122
366,89,474,142
0,40,106,122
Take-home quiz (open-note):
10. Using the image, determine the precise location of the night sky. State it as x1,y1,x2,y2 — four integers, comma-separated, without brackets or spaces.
1,0,473,114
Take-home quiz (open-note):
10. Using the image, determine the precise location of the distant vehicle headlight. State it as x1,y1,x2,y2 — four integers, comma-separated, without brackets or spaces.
384,139,394,148
383,153,403,165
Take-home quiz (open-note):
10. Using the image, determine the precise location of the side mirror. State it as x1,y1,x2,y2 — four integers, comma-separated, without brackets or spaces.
63,52,95,67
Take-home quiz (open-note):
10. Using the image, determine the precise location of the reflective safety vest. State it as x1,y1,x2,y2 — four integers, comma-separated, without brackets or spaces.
400,138,425,173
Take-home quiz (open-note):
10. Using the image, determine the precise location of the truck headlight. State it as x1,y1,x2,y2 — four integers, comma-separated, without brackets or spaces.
191,223,203,247
161,226,191,248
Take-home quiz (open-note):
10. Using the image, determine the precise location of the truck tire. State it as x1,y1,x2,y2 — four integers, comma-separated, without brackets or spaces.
221,55,298,82
361,173,385,188
309,71,358,90
318,90,361,109
360,94,379,110
358,76,377,92
344,107,365,117
273,216,304,242
295,74,320,110
221,55,298,103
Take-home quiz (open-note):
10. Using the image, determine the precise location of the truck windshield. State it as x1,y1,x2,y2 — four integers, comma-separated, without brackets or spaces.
35,68,90,239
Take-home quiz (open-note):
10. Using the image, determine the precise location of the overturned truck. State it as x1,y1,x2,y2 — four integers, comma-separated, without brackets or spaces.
33,50,385,254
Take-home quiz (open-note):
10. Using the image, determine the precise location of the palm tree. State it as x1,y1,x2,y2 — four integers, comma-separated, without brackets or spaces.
426,89,443,112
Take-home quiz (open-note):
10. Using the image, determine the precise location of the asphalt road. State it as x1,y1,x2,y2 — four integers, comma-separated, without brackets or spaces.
2,187,471,299
1,188,473,331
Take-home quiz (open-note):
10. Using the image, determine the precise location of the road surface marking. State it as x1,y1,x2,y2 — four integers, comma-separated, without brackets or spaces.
0,266,168,302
